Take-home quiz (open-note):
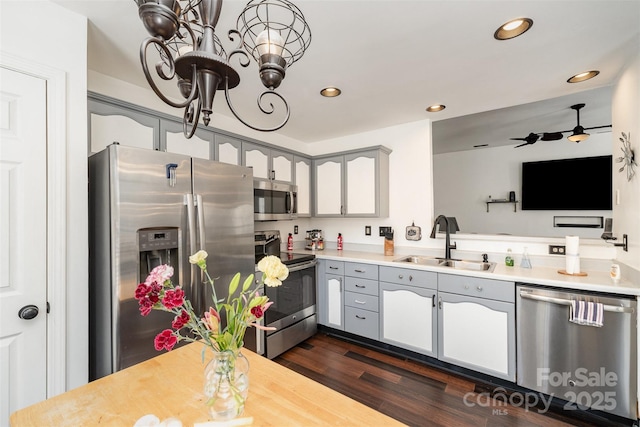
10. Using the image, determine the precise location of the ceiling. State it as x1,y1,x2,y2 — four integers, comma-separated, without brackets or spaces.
54,0,640,147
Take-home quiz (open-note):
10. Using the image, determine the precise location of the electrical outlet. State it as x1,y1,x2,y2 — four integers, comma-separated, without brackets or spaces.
548,245,566,255
365,226,371,236
379,226,392,237
294,225,298,235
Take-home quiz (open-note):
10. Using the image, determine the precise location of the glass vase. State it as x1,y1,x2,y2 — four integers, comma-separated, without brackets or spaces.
204,349,250,421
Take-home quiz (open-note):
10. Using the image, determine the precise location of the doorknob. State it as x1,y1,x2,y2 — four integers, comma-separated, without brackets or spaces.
18,305,39,320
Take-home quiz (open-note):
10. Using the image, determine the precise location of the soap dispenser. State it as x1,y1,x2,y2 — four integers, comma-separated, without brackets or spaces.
505,248,514,267
520,247,532,269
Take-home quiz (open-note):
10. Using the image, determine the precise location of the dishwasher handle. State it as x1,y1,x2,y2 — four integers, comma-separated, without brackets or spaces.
519,290,634,314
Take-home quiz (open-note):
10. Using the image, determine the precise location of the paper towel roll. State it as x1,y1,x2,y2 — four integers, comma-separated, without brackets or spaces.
565,254,580,274
565,235,579,256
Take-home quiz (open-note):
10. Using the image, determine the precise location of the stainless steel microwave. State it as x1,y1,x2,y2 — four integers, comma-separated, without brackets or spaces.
254,180,297,221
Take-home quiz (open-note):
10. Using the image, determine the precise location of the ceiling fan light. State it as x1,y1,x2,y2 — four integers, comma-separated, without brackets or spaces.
568,127,589,142
494,17,533,40
567,70,600,83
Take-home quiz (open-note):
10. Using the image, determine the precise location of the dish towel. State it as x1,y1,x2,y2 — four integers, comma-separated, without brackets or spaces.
569,300,604,327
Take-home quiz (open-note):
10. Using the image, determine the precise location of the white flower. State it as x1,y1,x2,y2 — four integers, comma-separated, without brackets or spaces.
257,255,289,287
189,250,208,269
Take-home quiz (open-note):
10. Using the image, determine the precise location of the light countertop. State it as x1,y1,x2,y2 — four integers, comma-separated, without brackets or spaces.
310,248,640,296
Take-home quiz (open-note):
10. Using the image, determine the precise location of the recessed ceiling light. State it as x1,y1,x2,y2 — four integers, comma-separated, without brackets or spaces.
494,18,533,40
320,87,341,97
567,70,600,83
426,104,446,112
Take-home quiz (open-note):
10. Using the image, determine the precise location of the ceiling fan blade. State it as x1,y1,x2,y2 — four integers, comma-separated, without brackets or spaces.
514,142,529,148
510,137,527,141
584,124,612,131
540,132,564,141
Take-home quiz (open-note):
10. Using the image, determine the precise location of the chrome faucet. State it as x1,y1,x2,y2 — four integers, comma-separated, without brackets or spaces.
430,215,457,260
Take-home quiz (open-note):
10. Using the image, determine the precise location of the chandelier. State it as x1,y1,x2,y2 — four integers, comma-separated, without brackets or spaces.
136,0,311,138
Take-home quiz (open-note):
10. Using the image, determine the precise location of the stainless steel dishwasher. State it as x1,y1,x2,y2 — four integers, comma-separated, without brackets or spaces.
517,284,637,420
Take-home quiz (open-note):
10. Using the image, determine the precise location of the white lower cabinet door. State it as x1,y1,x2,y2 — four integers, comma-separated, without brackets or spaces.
380,283,437,357
326,274,344,330
438,292,515,381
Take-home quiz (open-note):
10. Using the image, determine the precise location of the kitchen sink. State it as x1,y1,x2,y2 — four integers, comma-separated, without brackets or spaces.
394,255,496,272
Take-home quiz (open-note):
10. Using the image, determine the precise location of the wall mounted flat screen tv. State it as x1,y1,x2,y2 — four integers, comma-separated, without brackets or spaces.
521,155,612,210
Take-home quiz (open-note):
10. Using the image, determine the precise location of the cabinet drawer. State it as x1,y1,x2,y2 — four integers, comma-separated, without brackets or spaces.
379,266,437,289
324,260,344,275
438,274,514,303
345,262,378,280
345,306,379,340
344,276,378,296
345,291,379,312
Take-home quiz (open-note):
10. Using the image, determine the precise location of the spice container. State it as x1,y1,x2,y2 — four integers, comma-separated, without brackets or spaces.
384,230,394,256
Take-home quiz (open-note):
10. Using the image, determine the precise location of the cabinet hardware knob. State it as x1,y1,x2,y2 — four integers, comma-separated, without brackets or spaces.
398,274,403,279
409,275,413,281
464,285,469,289
477,286,483,291
18,304,39,320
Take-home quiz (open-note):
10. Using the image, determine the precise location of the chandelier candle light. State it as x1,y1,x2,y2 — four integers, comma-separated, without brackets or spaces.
135,250,289,420
135,0,311,137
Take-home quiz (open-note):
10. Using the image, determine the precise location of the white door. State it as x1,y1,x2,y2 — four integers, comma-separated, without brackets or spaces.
0,67,48,424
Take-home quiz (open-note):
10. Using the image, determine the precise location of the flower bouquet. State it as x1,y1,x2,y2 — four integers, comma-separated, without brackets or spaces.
135,250,289,420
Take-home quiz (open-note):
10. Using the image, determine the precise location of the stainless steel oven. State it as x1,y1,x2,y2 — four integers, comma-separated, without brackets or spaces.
253,180,297,221
245,231,317,359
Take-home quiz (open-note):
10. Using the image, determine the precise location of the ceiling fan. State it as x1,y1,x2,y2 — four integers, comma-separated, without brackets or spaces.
511,103,612,148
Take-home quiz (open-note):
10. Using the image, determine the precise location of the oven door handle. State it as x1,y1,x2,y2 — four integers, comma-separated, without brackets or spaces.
286,260,317,272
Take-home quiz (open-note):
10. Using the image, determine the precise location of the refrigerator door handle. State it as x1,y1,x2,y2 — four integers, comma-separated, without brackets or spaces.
185,193,199,311
196,194,206,252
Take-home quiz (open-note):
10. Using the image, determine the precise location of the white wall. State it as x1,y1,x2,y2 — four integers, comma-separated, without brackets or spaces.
612,54,640,272
433,132,612,238
1,1,88,390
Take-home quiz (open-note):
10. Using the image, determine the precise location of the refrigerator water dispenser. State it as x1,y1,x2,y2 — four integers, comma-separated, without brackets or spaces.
138,228,179,282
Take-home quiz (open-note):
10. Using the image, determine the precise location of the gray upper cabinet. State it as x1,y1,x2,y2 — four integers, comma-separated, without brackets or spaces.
88,96,160,154
294,155,311,217
313,146,391,218
214,134,242,165
242,141,294,183
160,120,213,160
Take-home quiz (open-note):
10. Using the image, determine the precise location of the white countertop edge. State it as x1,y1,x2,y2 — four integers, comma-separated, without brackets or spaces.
310,249,640,296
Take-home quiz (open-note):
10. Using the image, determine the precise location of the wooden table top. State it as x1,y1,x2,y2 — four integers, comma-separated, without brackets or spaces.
10,342,404,426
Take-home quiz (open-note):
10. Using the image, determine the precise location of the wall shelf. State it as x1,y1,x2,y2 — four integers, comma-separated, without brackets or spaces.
486,200,518,212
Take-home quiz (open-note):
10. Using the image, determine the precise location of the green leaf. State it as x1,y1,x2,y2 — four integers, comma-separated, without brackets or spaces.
228,273,241,296
242,274,254,292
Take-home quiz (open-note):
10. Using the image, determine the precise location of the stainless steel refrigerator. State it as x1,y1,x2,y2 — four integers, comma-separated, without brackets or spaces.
89,144,254,380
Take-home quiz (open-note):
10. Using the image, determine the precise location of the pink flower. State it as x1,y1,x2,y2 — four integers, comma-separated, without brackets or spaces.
162,287,184,309
154,329,178,351
250,301,273,319
145,265,174,286
203,308,220,334
172,310,190,329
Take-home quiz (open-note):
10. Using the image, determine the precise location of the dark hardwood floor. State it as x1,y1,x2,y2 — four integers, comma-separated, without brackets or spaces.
273,333,634,427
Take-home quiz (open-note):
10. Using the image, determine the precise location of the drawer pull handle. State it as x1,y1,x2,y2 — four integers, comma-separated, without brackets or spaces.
409,275,413,281
355,300,366,304
356,315,366,320
398,274,404,279
329,266,339,270
476,286,483,291
354,269,365,273
355,284,365,288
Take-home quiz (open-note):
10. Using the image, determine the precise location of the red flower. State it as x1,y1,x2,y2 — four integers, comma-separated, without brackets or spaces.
135,283,150,300
154,329,178,351
172,310,190,329
162,287,185,309
250,305,264,318
139,298,154,316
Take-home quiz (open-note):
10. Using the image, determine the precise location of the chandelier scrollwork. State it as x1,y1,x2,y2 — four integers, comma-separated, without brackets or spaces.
135,0,311,137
